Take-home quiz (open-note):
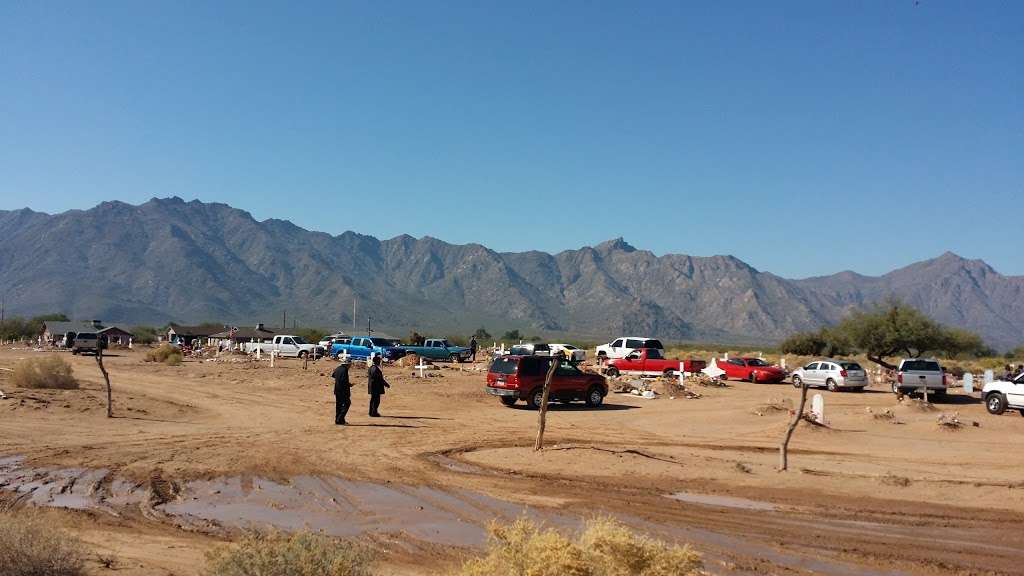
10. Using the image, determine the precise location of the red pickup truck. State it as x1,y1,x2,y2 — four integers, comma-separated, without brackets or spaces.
604,349,707,378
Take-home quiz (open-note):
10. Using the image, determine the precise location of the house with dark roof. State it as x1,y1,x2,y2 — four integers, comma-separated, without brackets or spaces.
42,320,104,345
99,325,134,346
209,323,278,348
167,324,224,347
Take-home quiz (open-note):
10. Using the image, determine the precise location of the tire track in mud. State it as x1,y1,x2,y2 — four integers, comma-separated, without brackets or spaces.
421,443,1024,576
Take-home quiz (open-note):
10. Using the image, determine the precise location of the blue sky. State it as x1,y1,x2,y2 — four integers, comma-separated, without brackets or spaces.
1,1,1020,278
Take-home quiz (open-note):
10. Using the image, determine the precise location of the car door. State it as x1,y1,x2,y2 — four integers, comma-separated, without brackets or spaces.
283,337,299,356
553,359,584,397
1007,374,1024,406
815,363,832,387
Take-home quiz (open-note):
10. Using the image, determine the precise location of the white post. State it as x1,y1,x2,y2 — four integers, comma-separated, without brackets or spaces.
679,361,685,386
811,393,824,423
780,357,787,370
416,358,429,378
256,345,261,360
128,337,133,350
270,350,275,367
724,352,729,360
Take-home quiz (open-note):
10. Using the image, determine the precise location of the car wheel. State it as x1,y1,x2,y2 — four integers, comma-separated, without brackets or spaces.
499,396,517,407
826,379,838,392
792,375,802,388
663,368,675,379
891,381,901,394
986,393,1007,415
449,353,459,363
585,386,604,407
527,389,545,410
605,367,620,377
853,387,865,393
298,351,307,359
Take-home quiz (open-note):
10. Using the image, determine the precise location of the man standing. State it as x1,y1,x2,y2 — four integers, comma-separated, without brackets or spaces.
331,358,353,425
469,335,478,363
367,354,390,417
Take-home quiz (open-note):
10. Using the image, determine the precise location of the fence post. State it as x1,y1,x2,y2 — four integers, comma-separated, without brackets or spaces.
534,359,559,451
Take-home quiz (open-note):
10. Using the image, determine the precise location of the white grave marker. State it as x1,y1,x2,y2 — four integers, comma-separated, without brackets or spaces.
962,373,974,394
416,358,430,378
679,362,685,386
701,359,726,380
984,369,994,385
780,357,787,370
270,350,276,367
811,393,824,423
256,345,261,360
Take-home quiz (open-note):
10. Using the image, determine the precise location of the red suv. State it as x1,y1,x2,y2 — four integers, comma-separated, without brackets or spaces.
486,355,608,409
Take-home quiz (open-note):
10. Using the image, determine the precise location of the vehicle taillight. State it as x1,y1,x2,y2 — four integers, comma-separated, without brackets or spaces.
839,370,848,377
508,374,519,388
897,372,903,384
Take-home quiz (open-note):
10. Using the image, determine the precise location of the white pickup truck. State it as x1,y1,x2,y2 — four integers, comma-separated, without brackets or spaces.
242,335,323,358
982,372,1024,416
892,358,946,397
595,337,665,360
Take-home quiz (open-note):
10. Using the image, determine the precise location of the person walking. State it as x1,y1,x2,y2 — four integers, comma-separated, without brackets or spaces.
331,358,353,425
367,354,390,417
469,335,478,363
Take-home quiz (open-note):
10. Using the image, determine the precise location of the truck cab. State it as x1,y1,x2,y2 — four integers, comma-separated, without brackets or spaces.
604,348,705,378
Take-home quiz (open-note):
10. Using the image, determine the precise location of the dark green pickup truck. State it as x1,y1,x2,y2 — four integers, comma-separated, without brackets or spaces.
397,339,472,362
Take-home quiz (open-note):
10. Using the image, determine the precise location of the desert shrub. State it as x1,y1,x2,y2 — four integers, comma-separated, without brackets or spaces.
452,517,702,576
0,511,87,576
145,344,183,365
203,531,373,576
11,356,78,389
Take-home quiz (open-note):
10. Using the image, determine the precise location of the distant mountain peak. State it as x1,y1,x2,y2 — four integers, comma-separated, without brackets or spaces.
595,237,636,253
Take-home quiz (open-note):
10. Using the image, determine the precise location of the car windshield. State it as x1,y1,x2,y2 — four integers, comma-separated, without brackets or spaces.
489,357,518,375
902,360,941,372
78,333,97,340
747,359,769,367
840,362,863,371
438,339,452,347
645,348,664,359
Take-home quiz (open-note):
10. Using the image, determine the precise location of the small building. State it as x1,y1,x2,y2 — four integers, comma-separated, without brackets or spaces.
99,325,134,347
42,320,105,346
209,323,278,349
167,324,223,348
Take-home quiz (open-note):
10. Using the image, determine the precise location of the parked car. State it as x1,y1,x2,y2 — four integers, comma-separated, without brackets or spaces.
604,348,706,378
485,355,608,409
509,343,551,357
716,357,786,383
892,358,946,397
243,335,324,358
70,332,106,355
318,333,349,348
595,337,665,360
790,359,867,392
549,343,586,362
331,336,404,361
397,338,472,362
982,372,1024,416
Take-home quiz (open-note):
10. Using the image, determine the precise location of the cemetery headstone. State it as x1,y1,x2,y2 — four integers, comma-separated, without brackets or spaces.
963,373,974,394
984,369,994,385
811,393,824,423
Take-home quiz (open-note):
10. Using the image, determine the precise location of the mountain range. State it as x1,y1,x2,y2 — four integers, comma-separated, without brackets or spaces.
1,197,1021,349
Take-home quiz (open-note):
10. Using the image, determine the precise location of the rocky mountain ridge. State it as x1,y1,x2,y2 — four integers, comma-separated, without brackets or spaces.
1,198,1021,348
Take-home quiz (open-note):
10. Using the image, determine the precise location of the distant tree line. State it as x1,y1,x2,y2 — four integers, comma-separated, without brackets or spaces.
0,313,69,340
780,300,996,370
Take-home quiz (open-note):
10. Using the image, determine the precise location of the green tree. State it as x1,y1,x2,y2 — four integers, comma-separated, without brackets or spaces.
785,300,990,370
472,327,492,340
501,329,522,342
131,325,159,344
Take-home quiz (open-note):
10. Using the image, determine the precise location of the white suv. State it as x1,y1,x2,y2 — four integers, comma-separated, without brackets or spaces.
982,372,1024,416
595,337,665,360
790,359,868,392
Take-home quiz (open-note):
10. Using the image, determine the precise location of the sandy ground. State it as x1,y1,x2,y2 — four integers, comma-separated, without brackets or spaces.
2,347,1024,575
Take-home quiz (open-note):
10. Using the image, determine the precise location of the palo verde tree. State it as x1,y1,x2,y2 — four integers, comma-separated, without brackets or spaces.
783,300,989,371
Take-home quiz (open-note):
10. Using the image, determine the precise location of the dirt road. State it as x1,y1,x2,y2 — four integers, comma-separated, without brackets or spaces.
2,348,1023,575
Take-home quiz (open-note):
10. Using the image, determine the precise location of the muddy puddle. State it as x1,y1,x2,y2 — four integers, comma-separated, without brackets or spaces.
1,455,908,576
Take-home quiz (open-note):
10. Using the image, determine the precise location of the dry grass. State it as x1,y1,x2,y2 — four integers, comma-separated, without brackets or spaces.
452,517,702,576
145,344,183,366
203,531,373,576
11,356,78,389
0,511,87,576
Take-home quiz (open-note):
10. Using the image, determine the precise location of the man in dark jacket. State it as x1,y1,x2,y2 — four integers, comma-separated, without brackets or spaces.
367,354,390,417
331,358,353,425
469,336,478,363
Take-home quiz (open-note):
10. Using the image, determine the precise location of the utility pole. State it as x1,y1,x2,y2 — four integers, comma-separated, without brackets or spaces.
1,295,4,324
282,310,286,330
367,316,372,335
352,299,356,334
